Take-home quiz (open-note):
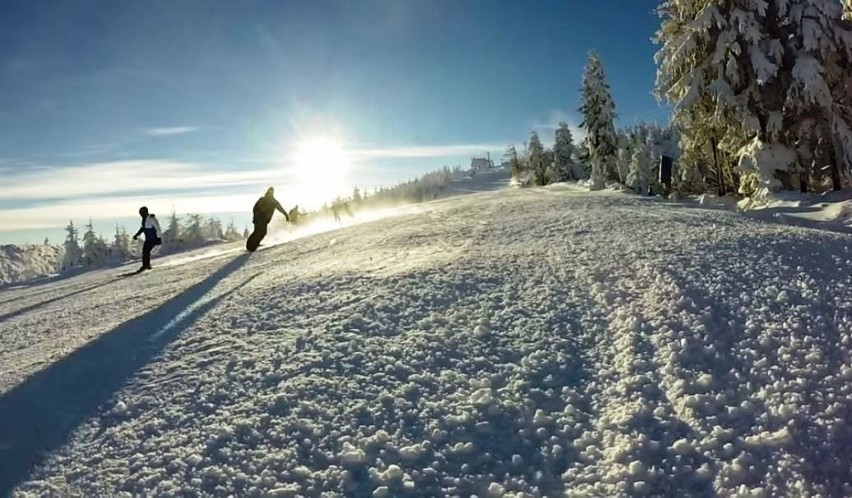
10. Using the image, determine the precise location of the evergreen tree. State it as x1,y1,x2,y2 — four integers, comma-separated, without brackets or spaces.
112,225,132,260
505,145,525,179
205,217,224,240
655,0,852,196
61,220,81,270
81,218,102,266
243,226,250,239
181,214,205,245
352,187,362,203
224,219,242,241
164,207,181,247
553,122,578,181
580,50,618,189
528,131,548,186
626,146,653,195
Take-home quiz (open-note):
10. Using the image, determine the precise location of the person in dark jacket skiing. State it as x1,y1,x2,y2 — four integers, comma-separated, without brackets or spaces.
132,206,162,272
246,187,290,251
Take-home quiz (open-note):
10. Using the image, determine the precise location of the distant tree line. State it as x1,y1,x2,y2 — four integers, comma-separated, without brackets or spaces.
60,211,244,271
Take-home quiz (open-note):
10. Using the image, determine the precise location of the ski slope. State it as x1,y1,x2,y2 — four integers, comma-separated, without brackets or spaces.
1,180,851,497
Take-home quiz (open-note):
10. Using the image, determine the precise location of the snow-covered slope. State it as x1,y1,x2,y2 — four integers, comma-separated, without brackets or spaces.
0,245,63,287
1,186,851,497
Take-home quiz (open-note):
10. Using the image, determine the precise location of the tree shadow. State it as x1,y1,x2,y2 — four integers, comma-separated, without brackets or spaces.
0,253,252,495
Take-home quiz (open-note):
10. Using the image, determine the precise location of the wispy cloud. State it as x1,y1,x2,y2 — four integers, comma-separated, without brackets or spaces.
349,143,506,160
142,126,200,137
529,109,588,146
0,193,258,231
0,160,286,202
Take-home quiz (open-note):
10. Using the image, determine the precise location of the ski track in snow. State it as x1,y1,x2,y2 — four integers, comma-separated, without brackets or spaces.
1,185,851,497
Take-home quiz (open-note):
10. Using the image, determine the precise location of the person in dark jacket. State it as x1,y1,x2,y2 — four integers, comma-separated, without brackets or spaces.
246,187,290,251
133,206,162,272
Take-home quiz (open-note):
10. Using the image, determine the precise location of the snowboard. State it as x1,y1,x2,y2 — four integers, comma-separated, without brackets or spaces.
246,229,266,252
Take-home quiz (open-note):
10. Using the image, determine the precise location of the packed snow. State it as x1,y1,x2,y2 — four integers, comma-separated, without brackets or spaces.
1,182,851,497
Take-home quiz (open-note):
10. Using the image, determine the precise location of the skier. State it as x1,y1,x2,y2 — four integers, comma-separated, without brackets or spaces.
246,187,290,252
132,206,162,273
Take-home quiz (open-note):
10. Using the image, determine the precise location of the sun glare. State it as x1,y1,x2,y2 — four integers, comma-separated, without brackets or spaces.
293,137,351,208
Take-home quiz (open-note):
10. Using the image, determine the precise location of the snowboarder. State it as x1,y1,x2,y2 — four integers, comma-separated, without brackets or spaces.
132,206,162,273
289,205,301,226
246,187,290,252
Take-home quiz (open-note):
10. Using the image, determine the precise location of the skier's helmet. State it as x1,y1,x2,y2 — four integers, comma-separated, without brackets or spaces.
139,206,149,216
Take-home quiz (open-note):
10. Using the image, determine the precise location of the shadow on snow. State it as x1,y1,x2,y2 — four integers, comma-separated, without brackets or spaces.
0,253,251,495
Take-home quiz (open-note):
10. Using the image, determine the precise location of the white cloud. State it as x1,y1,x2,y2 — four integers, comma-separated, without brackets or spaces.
529,109,588,147
0,160,288,202
349,143,506,160
142,126,200,137
0,192,259,231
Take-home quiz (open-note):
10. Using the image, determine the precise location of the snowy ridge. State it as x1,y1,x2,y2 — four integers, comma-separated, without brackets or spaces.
1,186,851,496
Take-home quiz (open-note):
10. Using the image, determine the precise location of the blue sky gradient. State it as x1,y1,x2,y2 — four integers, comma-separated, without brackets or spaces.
0,0,667,244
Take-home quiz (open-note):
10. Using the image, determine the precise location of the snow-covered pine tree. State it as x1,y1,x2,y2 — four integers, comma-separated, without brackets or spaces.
164,208,181,248
182,214,205,245
505,145,525,180
243,227,250,239
81,218,102,266
224,219,242,241
655,0,852,197
528,131,549,186
626,146,653,195
616,132,633,185
112,225,132,260
579,50,618,190
553,122,578,181
205,217,224,241
61,220,81,270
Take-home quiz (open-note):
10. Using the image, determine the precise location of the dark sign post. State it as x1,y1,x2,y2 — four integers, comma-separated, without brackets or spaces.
659,155,674,197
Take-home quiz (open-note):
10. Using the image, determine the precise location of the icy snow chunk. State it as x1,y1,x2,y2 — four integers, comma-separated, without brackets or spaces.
185,454,203,467
744,427,792,448
382,465,404,482
399,443,425,461
672,439,693,454
487,482,506,497
533,409,552,426
470,388,493,407
114,401,128,414
696,373,713,390
340,442,366,465
372,487,390,498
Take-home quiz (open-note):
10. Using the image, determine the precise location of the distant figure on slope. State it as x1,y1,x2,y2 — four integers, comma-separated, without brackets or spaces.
331,201,341,224
247,187,289,252
132,206,162,273
289,205,301,226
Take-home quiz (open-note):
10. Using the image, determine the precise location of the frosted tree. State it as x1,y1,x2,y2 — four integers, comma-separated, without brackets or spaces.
844,0,852,21
112,225,132,260
626,146,653,195
182,214,205,245
352,187,362,203
205,217,224,240
164,208,181,247
580,50,618,189
655,0,852,196
553,122,578,181
61,220,81,270
243,227,250,239
224,219,242,241
505,145,525,179
81,218,104,266
528,131,548,186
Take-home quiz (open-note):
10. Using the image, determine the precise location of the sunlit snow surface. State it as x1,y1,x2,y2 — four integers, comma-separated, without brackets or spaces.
2,180,852,497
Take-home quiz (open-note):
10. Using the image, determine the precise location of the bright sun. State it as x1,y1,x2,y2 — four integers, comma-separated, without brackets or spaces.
293,137,351,208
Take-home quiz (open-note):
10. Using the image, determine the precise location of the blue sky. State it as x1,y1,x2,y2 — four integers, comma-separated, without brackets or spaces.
0,0,667,244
